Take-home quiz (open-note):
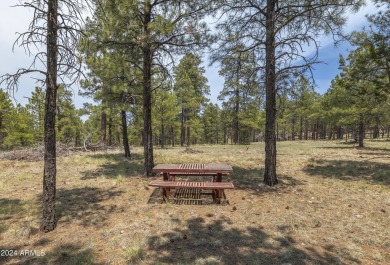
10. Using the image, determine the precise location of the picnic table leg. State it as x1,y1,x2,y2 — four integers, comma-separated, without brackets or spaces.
162,172,171,202
213,173,223,203
162,188,170,202
216,173,222,182
214,189,223,204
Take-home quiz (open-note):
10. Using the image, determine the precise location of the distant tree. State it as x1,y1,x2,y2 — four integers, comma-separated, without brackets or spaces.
335,43,389,147
26,87,45,144
3,104,35,148
202,103,221,144
152,88,180,149
174,54,210,146
0,90,15,147
56,87,83,146
291,77,320,140
213,42,260,144
348,0,390,138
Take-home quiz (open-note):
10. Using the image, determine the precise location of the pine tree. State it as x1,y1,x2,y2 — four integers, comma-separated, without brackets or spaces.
0,90,15,148
174,53,210,146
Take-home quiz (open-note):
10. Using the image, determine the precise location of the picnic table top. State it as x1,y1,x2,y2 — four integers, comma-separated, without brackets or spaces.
149,180,234,189
152,163,233,174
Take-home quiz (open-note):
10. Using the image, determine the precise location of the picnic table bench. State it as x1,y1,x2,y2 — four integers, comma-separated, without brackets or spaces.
150,163,234,203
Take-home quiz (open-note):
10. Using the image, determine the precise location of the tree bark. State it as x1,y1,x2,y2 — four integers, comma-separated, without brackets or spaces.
180,108,185,146
233,61,240,144
160,122,165,148
100,105,107,144
299,116,303,140
108,115,113,146
358,118,364,148
41,0,58,232
291,118,295,140
304,120,308,140
186,126,191,146
142,0,154,176
171,127,175,146
263,0,278,186
121,110,130,158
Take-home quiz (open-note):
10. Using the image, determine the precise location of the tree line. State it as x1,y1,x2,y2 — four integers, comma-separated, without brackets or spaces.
2,47,389,150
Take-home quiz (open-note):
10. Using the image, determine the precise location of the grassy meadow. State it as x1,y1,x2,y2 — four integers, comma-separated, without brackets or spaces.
0,140,389,264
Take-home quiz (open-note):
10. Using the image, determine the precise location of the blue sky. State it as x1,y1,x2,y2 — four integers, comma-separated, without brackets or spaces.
0,1,379,108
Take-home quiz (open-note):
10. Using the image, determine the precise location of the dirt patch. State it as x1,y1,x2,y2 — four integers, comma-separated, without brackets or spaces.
0,143,114,162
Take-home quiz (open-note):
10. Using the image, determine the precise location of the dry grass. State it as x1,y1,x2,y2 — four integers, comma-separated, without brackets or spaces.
0,140,389,264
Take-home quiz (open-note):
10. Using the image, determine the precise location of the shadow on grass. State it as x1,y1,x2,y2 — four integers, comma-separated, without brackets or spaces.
147,187,230,206
304,159,390,185
0,198,24,220
1,243,101,265
367,138,390,142
231,166,306,194
81,153,144,179
37,187,125,227
0,198,25,235
319,145,390,153
147,216,360,265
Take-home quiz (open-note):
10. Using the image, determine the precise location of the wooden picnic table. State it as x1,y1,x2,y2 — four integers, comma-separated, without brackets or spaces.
150,163,234,203
152,163,233,182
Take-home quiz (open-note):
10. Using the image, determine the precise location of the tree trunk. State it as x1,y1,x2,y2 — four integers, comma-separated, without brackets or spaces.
160,122,165,148
328,124,333,140
299,116,303,140
142,1,154,176
171,127,175,146
358,118,364,148
41,0,58,232
373,116,379,139
108,115,113,146
292,118,295,140
263,0,278,186
186,126,191,146
180,108,185,146
121,110,130,158
233,66,240,144
100,106,107,144
0,111,3,143
337,126,342,140
311,124,315,140
304,120,308,140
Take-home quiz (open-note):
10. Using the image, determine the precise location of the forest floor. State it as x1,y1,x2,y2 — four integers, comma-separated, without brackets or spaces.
0,140,389,265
